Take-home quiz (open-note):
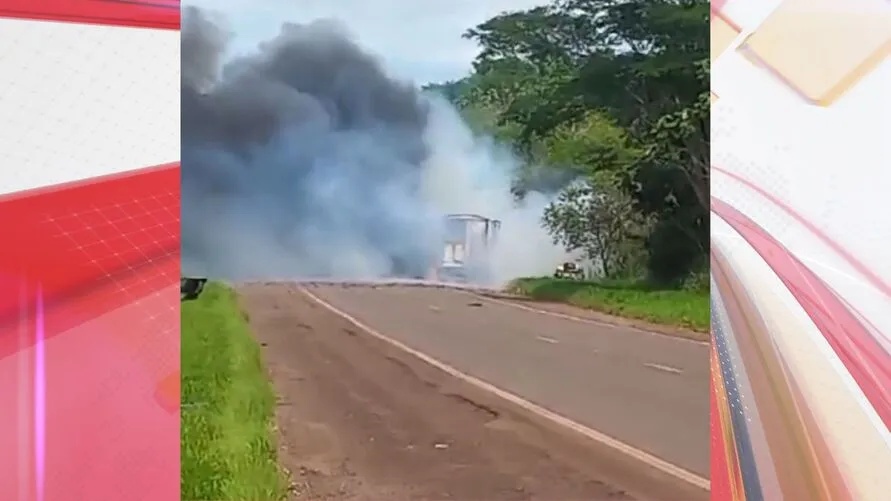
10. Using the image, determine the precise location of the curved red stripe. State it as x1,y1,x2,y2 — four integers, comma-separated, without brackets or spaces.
711,345,736,500
712,198,891,428
0,0,179,29
713,166,891,300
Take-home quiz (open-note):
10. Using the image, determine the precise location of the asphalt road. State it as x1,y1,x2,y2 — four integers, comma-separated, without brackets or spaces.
304,282,711,474
238,282,710,501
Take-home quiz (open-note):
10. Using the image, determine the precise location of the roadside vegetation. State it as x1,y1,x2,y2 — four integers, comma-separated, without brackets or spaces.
181,282,288,501
425,0,710,327
508,277,709,332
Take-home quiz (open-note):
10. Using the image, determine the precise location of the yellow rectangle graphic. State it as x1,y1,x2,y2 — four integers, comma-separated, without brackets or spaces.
738,0,891,106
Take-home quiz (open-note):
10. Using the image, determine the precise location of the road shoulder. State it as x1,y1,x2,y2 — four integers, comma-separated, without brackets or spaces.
476,290,711,344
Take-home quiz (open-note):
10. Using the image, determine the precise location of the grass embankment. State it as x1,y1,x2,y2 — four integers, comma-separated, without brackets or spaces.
181,282,288,501
507,277,709,332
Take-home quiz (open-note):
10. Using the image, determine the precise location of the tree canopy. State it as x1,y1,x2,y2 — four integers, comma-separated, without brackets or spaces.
425,0,709,286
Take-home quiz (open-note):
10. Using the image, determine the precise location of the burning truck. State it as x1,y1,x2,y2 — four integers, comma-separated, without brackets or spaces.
434,213,501,284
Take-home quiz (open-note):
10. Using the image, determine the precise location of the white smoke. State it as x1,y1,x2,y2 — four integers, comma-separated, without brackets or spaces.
181,8,572,287
418,98,573,285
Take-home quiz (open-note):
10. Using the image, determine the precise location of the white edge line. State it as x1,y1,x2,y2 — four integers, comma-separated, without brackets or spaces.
298,286,711,492
643,363,684,375
535,336,559,344
469,292,711,347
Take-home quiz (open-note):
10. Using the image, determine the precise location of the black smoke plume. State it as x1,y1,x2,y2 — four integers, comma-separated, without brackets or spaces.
181,7,441,279
180,7,573,284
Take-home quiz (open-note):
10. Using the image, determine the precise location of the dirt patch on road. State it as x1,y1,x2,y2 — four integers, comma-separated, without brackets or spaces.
238,283,708,501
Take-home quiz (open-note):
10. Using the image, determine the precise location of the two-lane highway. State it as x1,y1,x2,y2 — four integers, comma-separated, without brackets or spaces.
307,285,710,478
301,283,711,479
239,282,710,501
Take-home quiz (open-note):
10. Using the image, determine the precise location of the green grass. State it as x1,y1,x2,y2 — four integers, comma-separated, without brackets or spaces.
181,282,288,501
507,277,709,332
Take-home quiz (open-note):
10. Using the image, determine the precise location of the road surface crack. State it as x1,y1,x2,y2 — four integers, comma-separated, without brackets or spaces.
443,392,500,420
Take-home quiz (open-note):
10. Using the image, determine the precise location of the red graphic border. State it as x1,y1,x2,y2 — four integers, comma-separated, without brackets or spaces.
0,2,181,500
0,0,179,29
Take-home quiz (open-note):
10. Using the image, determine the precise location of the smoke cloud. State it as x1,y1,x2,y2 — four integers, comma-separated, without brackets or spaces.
181,7,571,286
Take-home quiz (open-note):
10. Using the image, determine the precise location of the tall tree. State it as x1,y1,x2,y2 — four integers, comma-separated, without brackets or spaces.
435,0,710,283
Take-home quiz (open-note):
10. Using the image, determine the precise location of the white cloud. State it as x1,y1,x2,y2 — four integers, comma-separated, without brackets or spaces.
184,0,546,84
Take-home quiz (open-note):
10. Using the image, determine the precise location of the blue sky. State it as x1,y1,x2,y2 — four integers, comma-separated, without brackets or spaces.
184,0,546,85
